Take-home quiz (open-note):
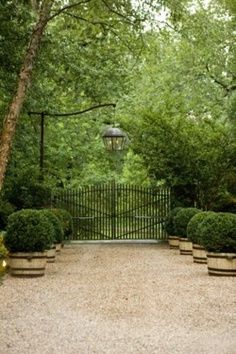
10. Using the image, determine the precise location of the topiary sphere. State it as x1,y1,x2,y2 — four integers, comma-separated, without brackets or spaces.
198,212,236,253
165,207,184,235
40,209,64,244
173,207,201,238
50,209,73,239
5,209,54,252
187,211,215,245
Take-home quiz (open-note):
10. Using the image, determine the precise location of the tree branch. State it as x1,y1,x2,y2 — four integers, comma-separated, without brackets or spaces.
205,64,235,94
48,0,92,21
28,103,116,118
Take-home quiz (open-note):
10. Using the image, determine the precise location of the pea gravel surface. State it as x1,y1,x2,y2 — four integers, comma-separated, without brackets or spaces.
0,243,235,354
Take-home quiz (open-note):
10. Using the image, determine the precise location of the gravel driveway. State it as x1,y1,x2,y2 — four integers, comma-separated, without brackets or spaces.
0,243,235,354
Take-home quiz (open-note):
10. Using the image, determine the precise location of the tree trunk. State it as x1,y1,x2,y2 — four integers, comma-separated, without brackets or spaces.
0,0,54,191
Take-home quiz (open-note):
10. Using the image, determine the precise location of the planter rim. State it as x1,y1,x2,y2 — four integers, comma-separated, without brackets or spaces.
9,251,47,256
207,252,236,256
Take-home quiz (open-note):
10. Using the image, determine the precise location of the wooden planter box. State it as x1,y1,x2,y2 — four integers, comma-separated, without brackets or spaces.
179,238,193,255
207,252,236,276
192,244,207,264
8,252,47,277
168,236,179,249
46,246,56,263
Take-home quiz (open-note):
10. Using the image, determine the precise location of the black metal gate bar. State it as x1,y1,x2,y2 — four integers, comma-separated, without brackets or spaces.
52,182,171,241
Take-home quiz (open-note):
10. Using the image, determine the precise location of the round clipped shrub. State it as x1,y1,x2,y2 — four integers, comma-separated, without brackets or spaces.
199,213,236,253
187,211,215,245
50,209,73,239
173,207,201,238
0,199,15,230
40,209,64,244
164,207,183,235
0,232,8,259
5,209,54,252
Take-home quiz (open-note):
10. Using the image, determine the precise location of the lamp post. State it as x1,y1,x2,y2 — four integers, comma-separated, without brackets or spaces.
28,103,127,178
102,126,127,151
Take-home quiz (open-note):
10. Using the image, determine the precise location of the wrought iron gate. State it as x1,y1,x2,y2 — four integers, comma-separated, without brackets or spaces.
52,182,170,241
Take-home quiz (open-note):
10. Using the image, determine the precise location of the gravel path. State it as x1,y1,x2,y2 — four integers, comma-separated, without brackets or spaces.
0,243,235,354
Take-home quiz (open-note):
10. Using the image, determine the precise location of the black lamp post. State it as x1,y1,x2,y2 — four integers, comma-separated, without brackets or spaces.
102,126,127,151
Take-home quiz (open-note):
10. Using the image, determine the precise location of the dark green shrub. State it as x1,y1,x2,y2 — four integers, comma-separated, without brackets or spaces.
5,175,51,210
40,209,64,243
187,211,215,245
50,209,73,239
5,209,54,252
173,207,201,238
164,207,183,235
0,199,15,230
199,213,236,253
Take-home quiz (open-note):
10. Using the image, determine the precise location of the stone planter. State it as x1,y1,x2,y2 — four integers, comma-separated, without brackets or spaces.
192,244,207,264
179,238,193,255
168,236,179,249
8,252,47,277
55,243,62,253
46,246,56,263
207,252,236,276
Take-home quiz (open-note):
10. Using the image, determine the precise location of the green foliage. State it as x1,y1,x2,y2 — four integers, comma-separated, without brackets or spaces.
4,169,51,210
40,209,64,244
5,209,54,252
0,232,8,259
187,211,215,245
0,198,15,230
199,213,236,252
173,207,201,238
164,207,183,235
50,209,73,239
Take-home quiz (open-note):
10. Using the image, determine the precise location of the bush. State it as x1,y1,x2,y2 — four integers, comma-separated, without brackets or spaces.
50,209,73,239
187,211,215,245
0,199,15,230
40,209,64,244
164,207,183,235
5,175,51,210
198,213,236,253
5,209,54,252
0,232,8,259
173,207,201,238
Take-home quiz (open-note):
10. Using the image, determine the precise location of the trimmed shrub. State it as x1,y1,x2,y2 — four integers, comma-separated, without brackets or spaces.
164,207,183,235
5,209,54,252
173,207,201,238
50,209,73,239
199,213,236,253
0,199,15,230
40,209,64,244
187,211,215,245
0,232,8,259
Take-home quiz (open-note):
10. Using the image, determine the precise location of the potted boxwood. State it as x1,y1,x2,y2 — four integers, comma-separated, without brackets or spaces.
0,231,8,275
198,213,236,276
50,208,73,244
173,207,201,255
5,209,54,277
165,207,183,249
187,211,215,263
40,209,64,260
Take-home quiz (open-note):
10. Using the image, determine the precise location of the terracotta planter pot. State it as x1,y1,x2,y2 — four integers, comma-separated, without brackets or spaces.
207,252,236,276
8,252,47,277
168,236,179,249
46,246,56,263
192,244,207,264
55,243,62,253
179,238,193,255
